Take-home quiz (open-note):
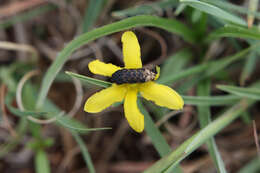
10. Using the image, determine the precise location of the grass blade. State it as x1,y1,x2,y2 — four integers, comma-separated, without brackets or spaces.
36,15,197,109
217,85,260,100
139,100,182,173
201,0,260,21
207,25,260,41
238,157,260,173
183,95,240,106
180,0,246,26
82,0,107,32
240,51,258,85
197,79,227,173
35,150,51,173
71,131,96,173
144,98,255,173
0,4,56,29
112,0,178,18
161,48,193,78
66,71,111,88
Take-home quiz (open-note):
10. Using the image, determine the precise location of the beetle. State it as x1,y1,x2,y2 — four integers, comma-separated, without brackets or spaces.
110,66,158,85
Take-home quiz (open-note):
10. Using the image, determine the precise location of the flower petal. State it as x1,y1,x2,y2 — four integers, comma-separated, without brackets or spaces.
122,31,142,69
84,84,127,113
124,88,144,132
140,82,184,110
154,66,160,80
88,60,121,77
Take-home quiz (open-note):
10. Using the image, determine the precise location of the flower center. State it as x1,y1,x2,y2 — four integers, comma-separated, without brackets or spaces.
110,68,157,85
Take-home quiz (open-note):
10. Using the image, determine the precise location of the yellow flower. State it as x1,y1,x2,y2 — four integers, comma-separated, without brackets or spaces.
84,31,184,133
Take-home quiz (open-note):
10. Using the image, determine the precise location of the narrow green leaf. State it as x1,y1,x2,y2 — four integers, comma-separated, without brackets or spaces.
66,71,111,88
180,0,246,26
6,104,47,117
36,15,197,109
0,4,56,29
217,85,260,100
139,100,182,173
71,131,96,173
158,63,208,84
207,25,260,41
56,116,111,132
82,0,107,32
161,48,192,78
240,51,258,85
197,80,227,173
35,150,51,173
205,46,252,77
201,0,260,20
238,157,260,173
144,99,255,173
182,95,240,106
112,0,178,18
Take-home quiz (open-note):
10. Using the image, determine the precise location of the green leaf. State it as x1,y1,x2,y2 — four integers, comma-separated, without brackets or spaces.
197,80,227,173
207,25,260,41
144,99,255,173
0,4,56,29
240,51,258,85
158,63,208,84
82,0,107,32
180,0,246,26
217,85,260,100
139,100,182,173
161,48,193,78
71,131,96,173
201,0,260,20
6,104,47,117
238,157,260,173
205,46,252,77
36,15,197,109
182,95,240,106
66,71,111,88
112,0,178,18
56,116,111,132
35,150,51,173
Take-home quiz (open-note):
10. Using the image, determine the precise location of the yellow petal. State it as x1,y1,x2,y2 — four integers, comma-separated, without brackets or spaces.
122,31,142,69
124,88,144,132
154,66,160,80
140,82,184,110
84,84,127,113
88,60,121,77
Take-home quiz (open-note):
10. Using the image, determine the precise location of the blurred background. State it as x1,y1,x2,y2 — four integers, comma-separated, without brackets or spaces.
0,0,260,173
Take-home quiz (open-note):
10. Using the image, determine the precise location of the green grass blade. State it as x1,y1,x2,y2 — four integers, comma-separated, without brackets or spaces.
217,85,260,100
139,100,182,173
240,51,258,85
144,99,255,173
35,150,51,173
71,131,95,173
66,71,111,88
6,104,47,117
182,95,240,106
0,4,56,29
56,116,111,132
36,15,197,109
82,0,107,32
197,80,227,173
201,0,260,20
158,63,208,84
180,0,246,26
205,46,252,77
238,157,260,173
207,25,260,41
112,0,178,18
161,48,193,78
